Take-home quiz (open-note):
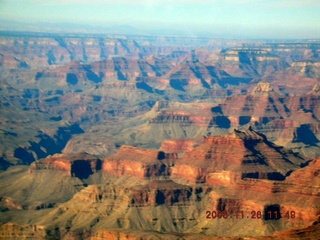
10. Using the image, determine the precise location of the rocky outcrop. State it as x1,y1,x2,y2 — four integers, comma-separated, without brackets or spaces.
131,180,194,206
0,197,23,211
211,83,287,124
172,128,308,183
0,140,318,239
62,134,117,156
75,181,195,207
148,114,193,125
251,82,274,94
103,146,173,179
29,152,102,179
160,139,196,153
147,101,214,126
286,158,320,194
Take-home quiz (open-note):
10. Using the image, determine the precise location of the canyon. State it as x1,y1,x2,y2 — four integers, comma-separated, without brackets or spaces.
0,31,319,239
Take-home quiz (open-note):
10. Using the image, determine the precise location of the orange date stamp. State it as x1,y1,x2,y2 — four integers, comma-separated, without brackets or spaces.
206,210,296,220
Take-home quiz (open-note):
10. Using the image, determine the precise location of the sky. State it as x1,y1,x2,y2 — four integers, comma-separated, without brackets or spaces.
0,0,320,38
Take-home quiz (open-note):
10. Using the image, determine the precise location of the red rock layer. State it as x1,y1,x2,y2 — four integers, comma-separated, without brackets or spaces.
29,153,101,179
149,101,214,127
72,180,206,207
172,128,307,183
103,145,173,179
285,158,320,195
160,139,196,153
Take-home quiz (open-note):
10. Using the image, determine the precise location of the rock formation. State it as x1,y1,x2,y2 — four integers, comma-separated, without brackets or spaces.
103,145,173,179
30,152,102,179
0,129,318,239
172,128,308,183
160,139,196,153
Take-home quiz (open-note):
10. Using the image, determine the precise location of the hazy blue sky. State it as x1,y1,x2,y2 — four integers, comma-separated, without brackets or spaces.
1,0,320,38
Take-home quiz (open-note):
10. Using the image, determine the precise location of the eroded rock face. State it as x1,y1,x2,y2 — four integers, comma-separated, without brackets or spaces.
0,197,23,211
286,158,320,194
35,58,173,87
269,216,320,239
0,36,143,68
62,134,117,156
209,82,320,154
160,139,196,153
211,85,287,124
172,128,308,183
291,60,320,78
221,48,289,76
163,59,220,90
76,180,195,207
29,153,102,179
1,134,319,239
101,128,308,184
103,146,173,179
251,82,274,94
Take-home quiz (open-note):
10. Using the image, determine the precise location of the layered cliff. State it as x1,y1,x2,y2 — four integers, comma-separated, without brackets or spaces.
103,145,173,179
172,128,307,183
163,59,222,91
160,139,196,153
30,152,102,179
34,57,173,87
0,35,142,68
209,82,320,156
221,48,289,77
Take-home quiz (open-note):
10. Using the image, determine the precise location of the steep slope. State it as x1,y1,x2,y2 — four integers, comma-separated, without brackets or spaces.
0,166,84,210
172,127,307,183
